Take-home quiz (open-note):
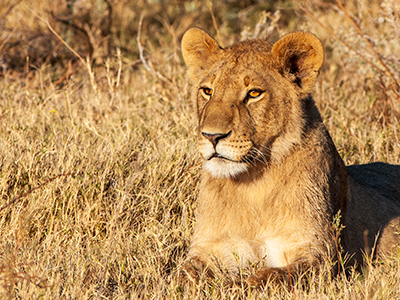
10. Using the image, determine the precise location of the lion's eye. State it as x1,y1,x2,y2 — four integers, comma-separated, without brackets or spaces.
202,88,213,96
248,90,261,98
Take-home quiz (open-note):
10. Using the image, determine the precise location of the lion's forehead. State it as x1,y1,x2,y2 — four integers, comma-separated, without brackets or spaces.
227,38,273,53
222,51,271,73
206,52,278,89
203,58,276,87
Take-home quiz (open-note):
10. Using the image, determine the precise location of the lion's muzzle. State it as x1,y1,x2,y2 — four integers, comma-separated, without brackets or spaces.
201,131,232,148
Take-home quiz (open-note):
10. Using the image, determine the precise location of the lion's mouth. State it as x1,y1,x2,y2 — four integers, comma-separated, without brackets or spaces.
209,153,225,160
208,152,246,163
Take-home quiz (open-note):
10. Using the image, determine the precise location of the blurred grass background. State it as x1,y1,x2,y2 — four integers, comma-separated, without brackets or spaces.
0,0,399,298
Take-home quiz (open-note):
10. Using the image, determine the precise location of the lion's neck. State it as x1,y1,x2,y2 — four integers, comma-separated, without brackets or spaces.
198,117,348,215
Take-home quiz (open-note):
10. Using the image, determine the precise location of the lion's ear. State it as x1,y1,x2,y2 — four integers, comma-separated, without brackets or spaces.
272,32,323,92
181,28,222,82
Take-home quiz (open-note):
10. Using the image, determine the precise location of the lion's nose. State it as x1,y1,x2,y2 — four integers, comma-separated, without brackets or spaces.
201,131,231,148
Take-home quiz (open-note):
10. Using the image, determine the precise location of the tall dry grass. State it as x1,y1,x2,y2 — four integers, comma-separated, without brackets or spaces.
0,0,399,298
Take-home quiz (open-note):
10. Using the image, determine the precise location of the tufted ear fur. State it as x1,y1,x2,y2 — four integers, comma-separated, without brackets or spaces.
272,32,324,92
181,28,222,82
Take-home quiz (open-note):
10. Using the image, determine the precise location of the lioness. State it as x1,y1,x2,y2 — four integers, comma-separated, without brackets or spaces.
181,28,400,285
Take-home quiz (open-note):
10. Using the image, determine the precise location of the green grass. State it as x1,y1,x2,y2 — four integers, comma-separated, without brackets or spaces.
0,0,399,298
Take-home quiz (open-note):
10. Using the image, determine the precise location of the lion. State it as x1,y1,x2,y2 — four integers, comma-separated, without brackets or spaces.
180,27,400,286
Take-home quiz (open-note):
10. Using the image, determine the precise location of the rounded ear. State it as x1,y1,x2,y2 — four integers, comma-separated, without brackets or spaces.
181,28,222,82
272,32,324,91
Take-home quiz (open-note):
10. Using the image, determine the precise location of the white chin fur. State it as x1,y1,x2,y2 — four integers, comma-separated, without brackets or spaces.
204,159,249,178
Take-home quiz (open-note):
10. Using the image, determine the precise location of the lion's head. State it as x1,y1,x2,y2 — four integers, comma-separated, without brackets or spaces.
182,28,324,178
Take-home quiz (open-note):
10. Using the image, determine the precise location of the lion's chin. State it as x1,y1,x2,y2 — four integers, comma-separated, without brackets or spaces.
204,158,249,178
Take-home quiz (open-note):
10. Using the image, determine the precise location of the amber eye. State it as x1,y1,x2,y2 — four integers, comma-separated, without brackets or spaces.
202,87,213,96
248,90,261,98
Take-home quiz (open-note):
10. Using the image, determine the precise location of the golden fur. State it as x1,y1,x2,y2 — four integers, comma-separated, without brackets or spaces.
180,28,400,285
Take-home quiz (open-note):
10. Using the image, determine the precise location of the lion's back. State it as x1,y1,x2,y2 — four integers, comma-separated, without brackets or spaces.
344,162,400,262
347,162,400,203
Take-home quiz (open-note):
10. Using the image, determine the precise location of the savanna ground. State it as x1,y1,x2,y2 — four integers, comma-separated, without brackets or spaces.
0,0,400,298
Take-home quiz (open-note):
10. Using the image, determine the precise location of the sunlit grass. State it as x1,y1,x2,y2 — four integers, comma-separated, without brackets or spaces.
0,0,399,298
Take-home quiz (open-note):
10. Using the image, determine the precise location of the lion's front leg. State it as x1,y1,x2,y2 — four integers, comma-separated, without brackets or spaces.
179,256,215,284
248,267,291,286
248,262,313,287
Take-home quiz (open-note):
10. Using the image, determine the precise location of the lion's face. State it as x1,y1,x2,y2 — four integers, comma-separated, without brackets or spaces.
195,49,291,178
182,29,323,178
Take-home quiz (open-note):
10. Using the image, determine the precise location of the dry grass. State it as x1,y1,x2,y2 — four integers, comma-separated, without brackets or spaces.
0,0,399,298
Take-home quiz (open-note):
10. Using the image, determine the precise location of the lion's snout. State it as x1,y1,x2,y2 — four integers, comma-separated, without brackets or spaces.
201,131,232,148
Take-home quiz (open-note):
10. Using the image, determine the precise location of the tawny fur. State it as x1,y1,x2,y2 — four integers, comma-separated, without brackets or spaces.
180,28,400,285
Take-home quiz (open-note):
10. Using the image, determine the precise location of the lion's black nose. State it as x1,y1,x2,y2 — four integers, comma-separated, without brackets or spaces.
201,131,231,148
